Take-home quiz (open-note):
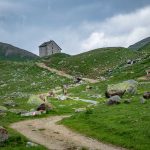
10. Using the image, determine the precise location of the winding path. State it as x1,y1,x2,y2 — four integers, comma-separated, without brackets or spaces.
11,115,126,150
36,63,99,83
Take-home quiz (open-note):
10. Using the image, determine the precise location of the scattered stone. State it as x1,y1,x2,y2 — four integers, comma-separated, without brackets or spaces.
74,77,82,84
143,92,150,99
106,95,121,105
86,85,93,90
57,94,68,101
9,109,28,115
36,103,52,112
72,97,98,105
21,111,41,117
47,91,55,97
0,113,7,117
140,97,146,104
123,99,131,104
0,126,9,143
0,106,8,113
3,100,17,107
75,108,86,113
99,76,106,81
127,59,135,65
90,94,102,99
26,141,38,147
146,69,150,77
53,131,60,134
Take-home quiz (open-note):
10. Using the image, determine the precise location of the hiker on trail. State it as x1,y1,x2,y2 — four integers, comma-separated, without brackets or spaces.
74,76,82,84
62,84,68,95
48,90,55,97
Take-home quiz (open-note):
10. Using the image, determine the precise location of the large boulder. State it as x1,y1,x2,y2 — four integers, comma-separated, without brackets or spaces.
106,95,121,105
106,80,138,98
0,126,8,143
143,92,150,99
36,103,52,112
27,95,47,106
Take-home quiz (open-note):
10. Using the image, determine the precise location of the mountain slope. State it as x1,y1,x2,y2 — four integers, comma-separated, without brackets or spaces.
0,42,38,61
128,37,150,50
138,42,150,53
44,47,139,78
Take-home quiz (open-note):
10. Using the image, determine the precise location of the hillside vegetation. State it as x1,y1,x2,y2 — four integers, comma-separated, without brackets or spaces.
0,61,71,99
0,42,38,61
0,40,150,150
128,37,150,50
62,48,150,150
44,47,140,78
0,61,73,149
138,42,150,53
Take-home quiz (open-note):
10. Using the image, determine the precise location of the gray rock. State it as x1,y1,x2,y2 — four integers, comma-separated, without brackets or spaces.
27,95,47,106
26,141,38,147
3,100,17,107
140,97,146,104
9,109,28,115
0,113,7,117
21,111,41,117
106,80,138,98
0,106,8,113
0,126,9,143
75,108,86,113
143,92,150,99
107,95,121,105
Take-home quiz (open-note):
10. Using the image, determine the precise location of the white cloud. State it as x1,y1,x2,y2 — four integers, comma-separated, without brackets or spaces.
81,6,150,51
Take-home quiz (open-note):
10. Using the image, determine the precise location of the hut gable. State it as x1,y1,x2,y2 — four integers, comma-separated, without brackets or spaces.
39,40,62,57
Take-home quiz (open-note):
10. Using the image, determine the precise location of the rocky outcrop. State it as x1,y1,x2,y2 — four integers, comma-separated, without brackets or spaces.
0,126,8,143
106,80,138,98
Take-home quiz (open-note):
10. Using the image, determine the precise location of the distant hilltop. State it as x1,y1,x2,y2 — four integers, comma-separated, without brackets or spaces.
0,36,150,61
128,37,150,50
0,42,38,61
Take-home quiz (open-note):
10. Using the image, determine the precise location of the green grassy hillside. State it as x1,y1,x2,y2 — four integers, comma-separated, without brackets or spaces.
0,61,72,149
0,61,71,99
62,53,150,150
44,47,140,78
138,42,150,53
41,53,70,64
1,44,150,150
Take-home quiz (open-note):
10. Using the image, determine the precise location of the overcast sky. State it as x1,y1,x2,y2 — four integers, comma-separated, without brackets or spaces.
0,0,150,55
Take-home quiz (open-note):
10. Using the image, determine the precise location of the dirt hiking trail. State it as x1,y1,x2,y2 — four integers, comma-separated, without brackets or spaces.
36,63,99,83
11,115,126,150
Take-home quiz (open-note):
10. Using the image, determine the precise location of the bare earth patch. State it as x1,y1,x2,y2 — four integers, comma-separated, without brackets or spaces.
11,116,126,150
36,63,99,83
